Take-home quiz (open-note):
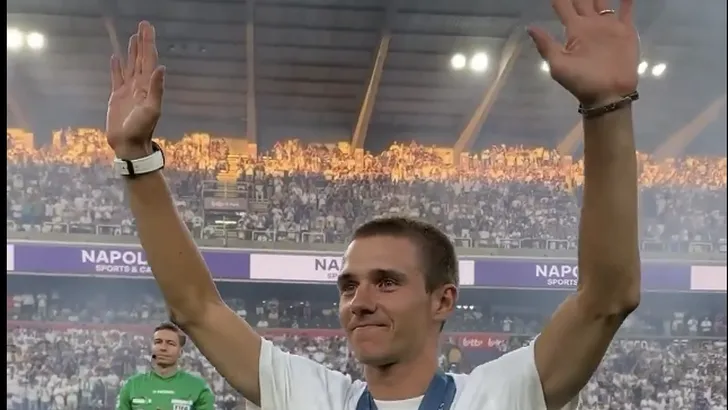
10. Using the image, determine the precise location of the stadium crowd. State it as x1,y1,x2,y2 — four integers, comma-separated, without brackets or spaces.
6,280,728,410
7,324,727,410
6,128,727,410
6,282,728,338
6,128,727,252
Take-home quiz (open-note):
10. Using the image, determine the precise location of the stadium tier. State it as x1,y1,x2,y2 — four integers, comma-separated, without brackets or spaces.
6,127,727,410
7,276,728,410
7,130,727,253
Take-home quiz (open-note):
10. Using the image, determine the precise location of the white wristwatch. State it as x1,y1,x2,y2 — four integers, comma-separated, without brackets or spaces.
113,141,166,178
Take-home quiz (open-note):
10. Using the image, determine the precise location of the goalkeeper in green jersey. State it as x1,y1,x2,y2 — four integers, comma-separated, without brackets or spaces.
116,322,215,410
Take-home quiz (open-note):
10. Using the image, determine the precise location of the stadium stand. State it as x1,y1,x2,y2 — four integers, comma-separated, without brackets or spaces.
7,129,727,252
6,128,728,410
6,276,728,410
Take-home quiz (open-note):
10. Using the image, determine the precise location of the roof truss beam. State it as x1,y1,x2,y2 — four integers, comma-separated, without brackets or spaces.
101,0,123,62
351,1,398,150
246,0,258,145
453,27,525,158
653,95,726,160
7,92,30,130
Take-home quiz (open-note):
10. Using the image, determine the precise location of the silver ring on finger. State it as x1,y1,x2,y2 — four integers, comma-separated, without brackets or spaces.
598,9,616,16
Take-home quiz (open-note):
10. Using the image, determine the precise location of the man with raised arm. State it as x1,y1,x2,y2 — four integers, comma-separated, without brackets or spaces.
105,0,641,408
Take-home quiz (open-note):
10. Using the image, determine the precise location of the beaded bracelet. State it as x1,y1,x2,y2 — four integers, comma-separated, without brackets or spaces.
578,91,639,119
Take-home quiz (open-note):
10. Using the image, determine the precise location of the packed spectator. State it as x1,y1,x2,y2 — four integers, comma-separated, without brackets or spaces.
8,325,726,410
6,128,728,409
7,128,727,252
7,129,727,253
6,284,727,410
6,285,728,338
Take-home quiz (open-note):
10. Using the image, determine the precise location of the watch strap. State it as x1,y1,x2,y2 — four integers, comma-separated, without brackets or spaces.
114,141,165,177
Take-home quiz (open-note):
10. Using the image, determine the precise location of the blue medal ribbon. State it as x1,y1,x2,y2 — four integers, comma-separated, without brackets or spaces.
356,372,456,410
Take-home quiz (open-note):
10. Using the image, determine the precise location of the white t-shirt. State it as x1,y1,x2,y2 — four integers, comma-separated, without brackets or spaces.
258,339,580,410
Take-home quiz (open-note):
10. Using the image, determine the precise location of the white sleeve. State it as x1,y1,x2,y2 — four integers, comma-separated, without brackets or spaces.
257,338,353,410
244,400,262,410
467,343,580,410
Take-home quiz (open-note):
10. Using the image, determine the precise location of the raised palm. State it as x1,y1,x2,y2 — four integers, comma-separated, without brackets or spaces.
528,0,640,106
106,21,165,157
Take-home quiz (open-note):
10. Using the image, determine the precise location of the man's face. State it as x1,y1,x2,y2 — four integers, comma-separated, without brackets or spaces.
151,329,182,366
338,235,450,366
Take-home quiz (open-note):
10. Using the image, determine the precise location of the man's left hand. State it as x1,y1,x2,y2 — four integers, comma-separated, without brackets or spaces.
527,0,640,107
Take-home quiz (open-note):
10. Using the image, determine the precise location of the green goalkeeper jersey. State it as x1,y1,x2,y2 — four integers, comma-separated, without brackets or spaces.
116,369,215,410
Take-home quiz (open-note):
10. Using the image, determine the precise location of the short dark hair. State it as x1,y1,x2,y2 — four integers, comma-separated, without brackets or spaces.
352,216,459,293
154,321,187,347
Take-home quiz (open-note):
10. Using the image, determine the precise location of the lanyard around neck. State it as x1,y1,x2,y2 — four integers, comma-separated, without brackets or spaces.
356,372,456,410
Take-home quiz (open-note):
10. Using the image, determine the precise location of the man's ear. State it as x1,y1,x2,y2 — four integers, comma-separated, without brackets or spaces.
432,283,458,324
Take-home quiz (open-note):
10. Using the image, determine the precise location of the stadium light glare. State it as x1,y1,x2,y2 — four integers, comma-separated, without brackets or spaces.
450,53,467,70
8,28,24,50
469,52,489,72
651,63,666,77
637,61,648,75
540,61,550,73
26,32,46,50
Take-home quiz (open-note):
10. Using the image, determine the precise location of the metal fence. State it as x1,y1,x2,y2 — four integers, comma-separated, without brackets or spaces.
9,220,725,254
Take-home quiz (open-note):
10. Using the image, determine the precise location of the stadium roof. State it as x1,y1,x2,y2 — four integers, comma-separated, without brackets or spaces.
7,0,727,155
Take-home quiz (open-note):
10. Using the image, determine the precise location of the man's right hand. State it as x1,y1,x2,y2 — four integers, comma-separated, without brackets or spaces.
108,21,265,406
106,21,165,160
